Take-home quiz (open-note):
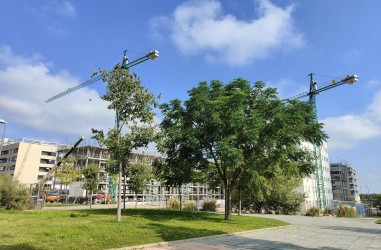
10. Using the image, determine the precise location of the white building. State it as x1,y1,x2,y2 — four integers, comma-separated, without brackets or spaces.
296,141,333,213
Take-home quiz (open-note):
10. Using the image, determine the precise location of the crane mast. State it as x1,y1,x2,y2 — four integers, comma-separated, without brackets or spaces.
308,73,327,210
289,73,359,211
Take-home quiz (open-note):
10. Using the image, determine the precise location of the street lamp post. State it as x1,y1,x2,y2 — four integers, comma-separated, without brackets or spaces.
0,119,7,157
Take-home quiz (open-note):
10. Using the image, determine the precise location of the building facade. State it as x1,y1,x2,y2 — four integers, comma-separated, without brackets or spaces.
0,138,64,188
61,145,224,206
296,141,334,213
330,162,360,202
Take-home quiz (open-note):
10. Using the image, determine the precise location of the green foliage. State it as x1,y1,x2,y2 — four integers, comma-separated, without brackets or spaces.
202,199,217,212
168,197,180,209
81,164,100,194
54,158,82,186
360,193,381,207
91,65,158,170
232,165,306,215
159,78,327,220
128,163,152,194
305,207,319,217
182,201,197,211
91,64,158,221
0,174,30,210
337,204,357,218
376,219,381,224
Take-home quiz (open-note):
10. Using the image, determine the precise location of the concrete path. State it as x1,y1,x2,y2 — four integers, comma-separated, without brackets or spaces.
124,214,381,250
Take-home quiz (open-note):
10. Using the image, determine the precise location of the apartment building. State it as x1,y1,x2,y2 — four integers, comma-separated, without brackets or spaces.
296,141,334,213
62,145,224,205
330,162,360,202
0,138,64,188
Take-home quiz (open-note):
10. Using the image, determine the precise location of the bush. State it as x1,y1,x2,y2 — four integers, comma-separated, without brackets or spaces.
168,197,180,210
0,174,30,210
305,207,319,217
202,199,216,212
182,201,197,211
337,204,357,218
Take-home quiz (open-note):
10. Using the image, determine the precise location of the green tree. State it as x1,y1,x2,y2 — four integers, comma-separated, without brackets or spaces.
54,158,82,203
0,174,30,210
92,64,157,222
128,163,152,208
81,163,100,208
153,157,200,210
233,145,314,214
159,78,327,220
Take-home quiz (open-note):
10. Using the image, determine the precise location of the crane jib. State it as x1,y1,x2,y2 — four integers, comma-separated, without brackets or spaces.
45,50,159,103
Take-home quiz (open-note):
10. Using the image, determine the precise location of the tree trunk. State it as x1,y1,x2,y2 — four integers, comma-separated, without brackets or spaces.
224,183,232,221
238,186,241,216
135,193,138,208
90,190,93,209
179,185,182,211
197,183,200,212
117,161,122,222
65,185,69,206
123,174,126,212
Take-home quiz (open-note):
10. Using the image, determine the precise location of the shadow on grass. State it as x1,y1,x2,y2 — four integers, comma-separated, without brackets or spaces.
143,222,226,242
0,243,41,250
76,208,228,223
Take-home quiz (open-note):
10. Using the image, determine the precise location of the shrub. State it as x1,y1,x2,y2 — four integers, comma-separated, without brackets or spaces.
182,201,197,211
202,199,216,212
337,204,357,218
305,207,319,217
0,174,30,210
168,197,180,210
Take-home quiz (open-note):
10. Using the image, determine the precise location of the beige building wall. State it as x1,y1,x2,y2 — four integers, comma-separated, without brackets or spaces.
0,139,60,187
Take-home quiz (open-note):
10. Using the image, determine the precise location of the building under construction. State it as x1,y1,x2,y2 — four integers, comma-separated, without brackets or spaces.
59,145,225,207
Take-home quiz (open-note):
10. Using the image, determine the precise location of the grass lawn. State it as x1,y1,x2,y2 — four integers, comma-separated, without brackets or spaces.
0,209,288,249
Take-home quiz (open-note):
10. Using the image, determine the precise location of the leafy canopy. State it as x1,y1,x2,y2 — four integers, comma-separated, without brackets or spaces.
158,78,327,220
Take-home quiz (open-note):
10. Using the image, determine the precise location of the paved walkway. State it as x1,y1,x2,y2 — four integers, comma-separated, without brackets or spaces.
121,214,381,250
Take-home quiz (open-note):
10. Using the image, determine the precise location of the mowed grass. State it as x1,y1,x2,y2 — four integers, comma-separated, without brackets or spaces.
0,209,288,250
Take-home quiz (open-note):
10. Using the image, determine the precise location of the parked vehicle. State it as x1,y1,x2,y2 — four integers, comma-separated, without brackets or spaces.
93,193,110,201
45,191,60,203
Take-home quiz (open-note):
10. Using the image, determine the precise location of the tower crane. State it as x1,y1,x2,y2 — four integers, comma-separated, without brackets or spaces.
287,73,359,210
45,49,159,201
45,50,159,103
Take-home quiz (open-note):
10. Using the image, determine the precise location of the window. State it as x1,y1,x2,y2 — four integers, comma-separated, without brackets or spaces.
0,150,9,155
39,167,50,172
40,159,55,164
41,151,56,157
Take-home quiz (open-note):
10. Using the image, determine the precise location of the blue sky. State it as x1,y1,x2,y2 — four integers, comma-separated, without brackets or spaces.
0,0,380,193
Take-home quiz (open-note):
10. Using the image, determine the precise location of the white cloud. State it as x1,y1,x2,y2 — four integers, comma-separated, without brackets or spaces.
149,0,304,66
322,88,381,149
0,45,114,141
